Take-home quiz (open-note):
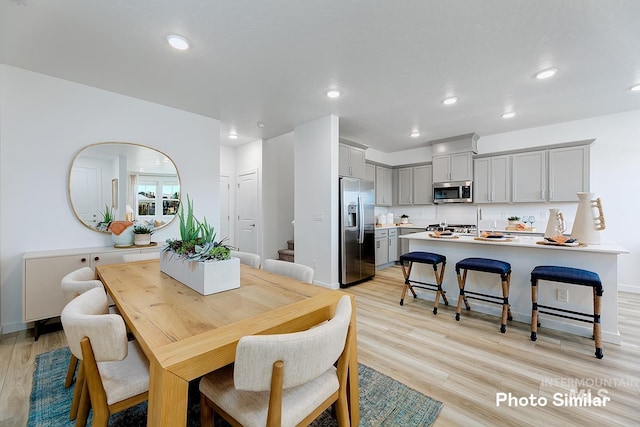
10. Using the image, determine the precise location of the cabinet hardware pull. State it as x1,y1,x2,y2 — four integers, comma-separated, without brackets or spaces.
94,257,100,261
81,258,87,263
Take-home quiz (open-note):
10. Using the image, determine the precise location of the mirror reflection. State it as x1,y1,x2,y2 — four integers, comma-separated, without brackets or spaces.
69,142,180,232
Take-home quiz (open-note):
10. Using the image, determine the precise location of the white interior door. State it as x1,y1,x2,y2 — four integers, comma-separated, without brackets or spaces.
236,170,258,253
70,165,100,225
219,175,231,246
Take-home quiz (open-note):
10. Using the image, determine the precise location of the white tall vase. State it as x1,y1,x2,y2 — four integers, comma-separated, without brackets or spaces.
570,192,606,244
544,208,565,238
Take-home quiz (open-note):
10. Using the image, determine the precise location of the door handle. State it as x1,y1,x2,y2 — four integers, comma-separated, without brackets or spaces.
250,224,256,227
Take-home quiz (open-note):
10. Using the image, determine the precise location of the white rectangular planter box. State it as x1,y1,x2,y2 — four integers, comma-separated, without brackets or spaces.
160,252,240,295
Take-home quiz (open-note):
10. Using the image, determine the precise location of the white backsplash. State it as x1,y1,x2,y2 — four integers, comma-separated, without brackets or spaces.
376,201,581,232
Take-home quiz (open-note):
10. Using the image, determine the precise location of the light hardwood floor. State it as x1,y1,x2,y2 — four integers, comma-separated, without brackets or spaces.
1,265,638,426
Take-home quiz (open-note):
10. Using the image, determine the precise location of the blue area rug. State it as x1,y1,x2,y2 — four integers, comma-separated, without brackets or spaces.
28,347,442,426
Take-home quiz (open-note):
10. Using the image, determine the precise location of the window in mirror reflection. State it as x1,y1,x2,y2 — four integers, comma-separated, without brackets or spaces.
135,177,180,227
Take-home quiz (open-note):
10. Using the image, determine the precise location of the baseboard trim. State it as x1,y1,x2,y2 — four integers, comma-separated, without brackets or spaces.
1,321,28,335
619,283,640,294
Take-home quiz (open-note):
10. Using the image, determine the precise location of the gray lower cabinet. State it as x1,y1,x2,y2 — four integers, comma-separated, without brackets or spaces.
388,228,398,263
375,229,389,267
375,228,399,267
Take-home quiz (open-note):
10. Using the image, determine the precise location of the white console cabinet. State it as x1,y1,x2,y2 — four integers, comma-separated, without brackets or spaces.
23,245,160,331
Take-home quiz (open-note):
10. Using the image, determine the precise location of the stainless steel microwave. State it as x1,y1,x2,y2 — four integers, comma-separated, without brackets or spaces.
433,181,473,204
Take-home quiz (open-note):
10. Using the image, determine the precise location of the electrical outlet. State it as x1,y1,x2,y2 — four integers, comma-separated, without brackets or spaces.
557,288,568,302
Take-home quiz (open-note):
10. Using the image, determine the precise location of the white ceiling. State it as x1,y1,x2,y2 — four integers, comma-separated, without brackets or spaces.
2,0,640,152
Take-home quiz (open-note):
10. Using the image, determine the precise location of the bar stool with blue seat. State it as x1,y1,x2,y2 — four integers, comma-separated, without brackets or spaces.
399,251,448,314
530,265,604,359
455,257,512,333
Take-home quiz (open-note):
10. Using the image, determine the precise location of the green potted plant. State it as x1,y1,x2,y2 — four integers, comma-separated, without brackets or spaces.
161,195,238,295
400,214,409,224
96,204,114,232
507,216,521,227
133,223,154,246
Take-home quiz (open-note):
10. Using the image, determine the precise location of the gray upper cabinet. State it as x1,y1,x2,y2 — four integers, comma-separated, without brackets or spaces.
432,152,473,182
512,144,589,203
548,145,589,201
413,164,433,205
339,143,366,179
473,155,510,203
365,163,376,182
397,167,413,205
375,165,392,206
512,150,547,202
397,164,433,205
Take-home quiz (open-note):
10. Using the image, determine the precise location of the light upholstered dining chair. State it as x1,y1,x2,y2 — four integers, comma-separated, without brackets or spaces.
61,287,150,427
60,267,108,420
199,295,353,427
121,252,160,262
262,259,314,284
230,250,261,269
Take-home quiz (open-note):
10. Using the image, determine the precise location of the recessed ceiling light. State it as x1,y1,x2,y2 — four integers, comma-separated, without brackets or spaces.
166,34,190,50
228,133,239,140
443,96,458,105
631,84,640,92
326,89,342,98
535,68,558,80
502,112,516,119
410,131,421,138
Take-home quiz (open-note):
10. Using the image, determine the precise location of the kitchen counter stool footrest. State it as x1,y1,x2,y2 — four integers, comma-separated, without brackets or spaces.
530,265,604,359
399,252,448,314
455,257,512,333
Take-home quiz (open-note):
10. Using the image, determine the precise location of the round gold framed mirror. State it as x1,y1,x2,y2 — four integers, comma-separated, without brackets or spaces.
68,142,181,233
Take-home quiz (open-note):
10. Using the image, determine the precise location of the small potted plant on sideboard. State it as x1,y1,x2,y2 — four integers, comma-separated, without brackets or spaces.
133,223,154,246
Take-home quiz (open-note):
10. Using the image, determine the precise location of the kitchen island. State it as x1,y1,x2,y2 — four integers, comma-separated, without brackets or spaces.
400,232,628,344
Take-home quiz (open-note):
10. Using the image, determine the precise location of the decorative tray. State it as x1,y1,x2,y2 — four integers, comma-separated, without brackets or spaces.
429,233,458,239
536,240,584,247
474,236,513,242
114,242,158,249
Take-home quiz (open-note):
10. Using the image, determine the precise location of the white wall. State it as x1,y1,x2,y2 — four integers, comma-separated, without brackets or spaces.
0,65,221,332
262,132,295,261
294,115,339,288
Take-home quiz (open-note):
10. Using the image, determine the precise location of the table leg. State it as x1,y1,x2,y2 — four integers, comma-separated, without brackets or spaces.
147,359,189,426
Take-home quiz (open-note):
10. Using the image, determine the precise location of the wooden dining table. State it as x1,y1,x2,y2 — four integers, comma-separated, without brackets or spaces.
95,260,359,426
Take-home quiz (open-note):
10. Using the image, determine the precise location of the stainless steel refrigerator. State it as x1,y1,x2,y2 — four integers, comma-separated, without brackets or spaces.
339,177,375,287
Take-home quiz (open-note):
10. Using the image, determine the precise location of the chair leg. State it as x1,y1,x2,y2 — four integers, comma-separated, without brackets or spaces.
399,262,417,306
594,289,603,359
506,273,513,321
64,354,78,388
200,393,214,426
432,262,448,315
335,393,350,427
70,360,84,420
455,270,469,321
500,276,509,333
530,280,538,341
75,373,90,427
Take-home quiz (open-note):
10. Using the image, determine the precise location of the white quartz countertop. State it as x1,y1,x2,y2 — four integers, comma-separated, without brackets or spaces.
375,224,426,230
400,231,629,255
